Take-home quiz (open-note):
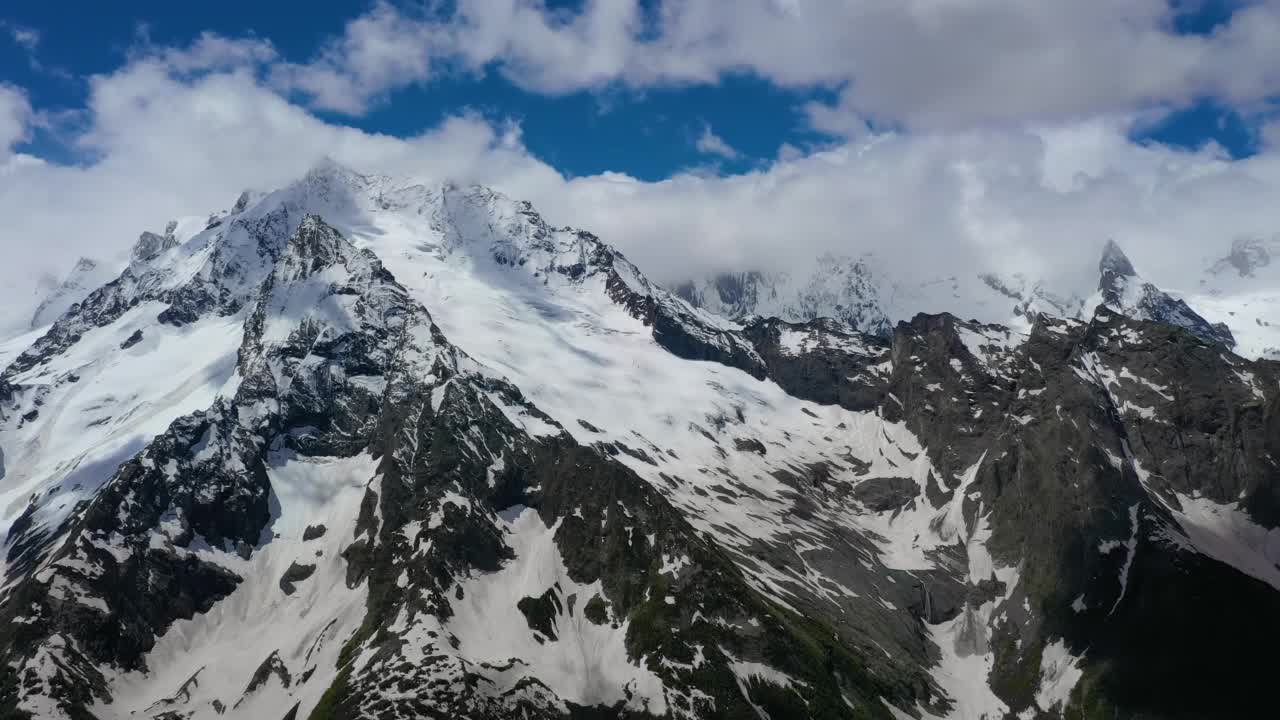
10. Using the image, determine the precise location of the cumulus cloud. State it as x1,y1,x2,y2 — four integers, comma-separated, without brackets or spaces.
143,32,278,75
240,0,1280,131
3,3,1280,336
269,2,439,114
3,51,1279,324
0,84,33,155
694,123,740,159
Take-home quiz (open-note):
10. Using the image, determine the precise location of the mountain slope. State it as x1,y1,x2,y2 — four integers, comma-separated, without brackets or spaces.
0,194,911,719
1,164,1278,720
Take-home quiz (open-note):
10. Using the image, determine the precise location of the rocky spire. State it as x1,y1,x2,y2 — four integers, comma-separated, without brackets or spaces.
1098,239,1136,300
1095,238,1235,348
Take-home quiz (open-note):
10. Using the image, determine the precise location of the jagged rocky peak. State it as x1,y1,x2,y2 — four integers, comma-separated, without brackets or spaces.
286,213,346,264
1098,237,1137,285
1093,238,1236,348
130,221,180,265
129,232,164,264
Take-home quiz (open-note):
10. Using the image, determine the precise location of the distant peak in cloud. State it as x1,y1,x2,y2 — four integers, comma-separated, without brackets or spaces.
1100,239,1137,281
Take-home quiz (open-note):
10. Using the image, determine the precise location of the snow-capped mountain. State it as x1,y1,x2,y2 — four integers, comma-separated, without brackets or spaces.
673,255,894,337
674,254,1091,340
675,237,1272,363
1,163,1278,720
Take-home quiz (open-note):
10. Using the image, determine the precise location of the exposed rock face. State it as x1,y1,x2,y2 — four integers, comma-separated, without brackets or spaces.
741,316,888,410
1,164,1277,720
129,223,180,266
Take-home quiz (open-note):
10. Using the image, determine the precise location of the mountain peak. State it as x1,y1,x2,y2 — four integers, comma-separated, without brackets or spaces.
1092,238,1235,348
286,214,347,266
1099,238,1136,282
130,226,179,265
304,155,360,182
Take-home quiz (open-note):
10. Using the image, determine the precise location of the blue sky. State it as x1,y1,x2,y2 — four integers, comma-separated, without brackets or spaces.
2,0,1280,324
3,0,829,178
2,0,1274,179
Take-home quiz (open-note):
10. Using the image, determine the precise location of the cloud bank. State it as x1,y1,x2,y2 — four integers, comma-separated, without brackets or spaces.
2,1,1279,335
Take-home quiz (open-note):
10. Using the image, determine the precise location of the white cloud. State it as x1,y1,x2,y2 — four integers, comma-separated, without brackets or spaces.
0,84,33,154
695,123,739,159
1262,118,1280,149
4,11,1280,337
147,32,278,74
270,2,439,114
9,26,39,52
445,0,643,93
0,59,561,333
239,1,1280,132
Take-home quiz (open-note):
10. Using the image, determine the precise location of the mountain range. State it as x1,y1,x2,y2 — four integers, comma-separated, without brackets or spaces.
1,163,1277,720
675,238,1279,362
